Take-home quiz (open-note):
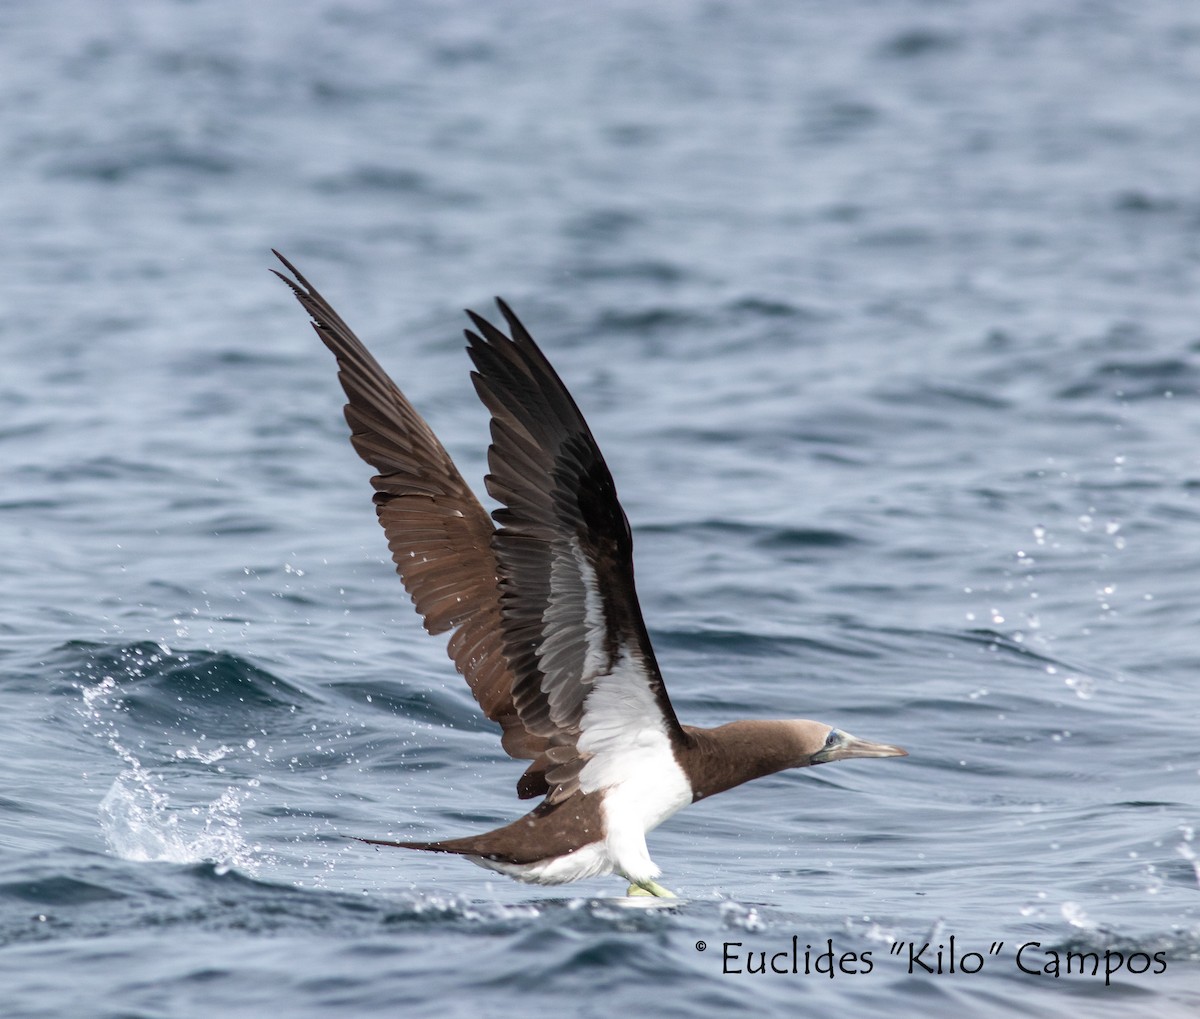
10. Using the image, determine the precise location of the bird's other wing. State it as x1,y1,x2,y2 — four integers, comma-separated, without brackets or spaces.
272,253,548,771
465,300,690,808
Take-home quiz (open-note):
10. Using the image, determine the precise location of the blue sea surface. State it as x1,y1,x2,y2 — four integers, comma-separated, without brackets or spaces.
3,1,1200,1015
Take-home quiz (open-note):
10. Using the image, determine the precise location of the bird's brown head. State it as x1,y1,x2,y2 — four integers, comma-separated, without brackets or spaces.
684,719,907,800
793,720,908,766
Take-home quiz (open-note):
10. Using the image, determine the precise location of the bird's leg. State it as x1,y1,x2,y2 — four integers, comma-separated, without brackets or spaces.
626,878,677,898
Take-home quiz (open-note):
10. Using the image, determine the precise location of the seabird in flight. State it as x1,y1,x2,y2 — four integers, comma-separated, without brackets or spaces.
273,252,906,898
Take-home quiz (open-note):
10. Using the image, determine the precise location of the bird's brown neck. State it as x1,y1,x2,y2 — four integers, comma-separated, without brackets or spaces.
677,721,813,801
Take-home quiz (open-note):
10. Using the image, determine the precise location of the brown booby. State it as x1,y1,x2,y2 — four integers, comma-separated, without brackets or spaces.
273,252,906,898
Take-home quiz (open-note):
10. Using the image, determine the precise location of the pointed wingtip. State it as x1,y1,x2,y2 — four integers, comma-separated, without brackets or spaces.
494,297,535,348
269,248,306,292
271,248,292,273
463,302,517,335
270,252,334,319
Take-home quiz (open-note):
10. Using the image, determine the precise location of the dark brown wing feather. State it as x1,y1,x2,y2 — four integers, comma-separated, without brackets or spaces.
465,300,688,804
271,252,549,775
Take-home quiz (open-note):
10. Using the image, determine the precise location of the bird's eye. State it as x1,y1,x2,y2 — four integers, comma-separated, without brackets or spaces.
825,730,840,747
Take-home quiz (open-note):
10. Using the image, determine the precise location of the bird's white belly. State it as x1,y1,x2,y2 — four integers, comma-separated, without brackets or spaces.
573,656,697,884
599,764,693,884
467,842,614,885
466,756,693,888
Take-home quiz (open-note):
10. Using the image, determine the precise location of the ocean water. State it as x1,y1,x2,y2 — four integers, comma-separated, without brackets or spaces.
3,0,1200,1015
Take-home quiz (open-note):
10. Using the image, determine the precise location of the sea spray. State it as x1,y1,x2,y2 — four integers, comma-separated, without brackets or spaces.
76,648,268,875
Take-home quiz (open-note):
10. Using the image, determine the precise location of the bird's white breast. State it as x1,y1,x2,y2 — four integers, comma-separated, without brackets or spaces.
577,654,693,884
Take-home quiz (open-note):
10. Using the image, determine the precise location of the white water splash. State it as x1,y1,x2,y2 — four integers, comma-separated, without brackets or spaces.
1060,901,1095,930
78,665,266,875
98,775,260,875
719,899,766,932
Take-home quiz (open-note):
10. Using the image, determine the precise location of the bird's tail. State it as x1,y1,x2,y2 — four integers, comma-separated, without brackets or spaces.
352,835,493,857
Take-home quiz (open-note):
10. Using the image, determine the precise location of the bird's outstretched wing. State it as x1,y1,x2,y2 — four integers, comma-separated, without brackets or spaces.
275,254,689,808
272,253,548,775
465,301,691,807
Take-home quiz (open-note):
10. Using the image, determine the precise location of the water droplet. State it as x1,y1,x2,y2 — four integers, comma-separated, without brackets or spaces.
1061,901,1093,929
1064,675,1096,700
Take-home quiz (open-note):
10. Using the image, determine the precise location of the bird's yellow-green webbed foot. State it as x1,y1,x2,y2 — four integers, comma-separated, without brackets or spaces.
626,879,677,898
